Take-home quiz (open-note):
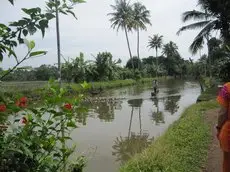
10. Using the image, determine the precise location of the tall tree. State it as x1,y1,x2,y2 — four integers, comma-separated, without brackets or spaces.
46,1,85,170
177,0,230,53
162,41,182,77
108,0,134,69
162,41,179,57
94,52,121,81
132,2,151,67
147,34,163,78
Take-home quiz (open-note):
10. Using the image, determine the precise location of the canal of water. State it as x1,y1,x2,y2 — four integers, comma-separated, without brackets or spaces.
71,79,201,172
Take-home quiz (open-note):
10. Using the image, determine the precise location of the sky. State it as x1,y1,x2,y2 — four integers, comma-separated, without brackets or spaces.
0,0,205,69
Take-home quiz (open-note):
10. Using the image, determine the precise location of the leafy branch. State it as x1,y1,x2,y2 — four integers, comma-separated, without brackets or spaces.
0,40,46,80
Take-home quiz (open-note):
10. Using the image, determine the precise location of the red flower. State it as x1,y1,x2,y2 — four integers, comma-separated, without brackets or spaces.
20,117,28,124
64,103,72,110
0,104,6,112
16,97,28,108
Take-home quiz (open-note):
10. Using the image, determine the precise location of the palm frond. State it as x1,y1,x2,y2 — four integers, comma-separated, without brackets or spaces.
189,20,218,54
132,2,151,31
177,20,210,35
147,35,163,50
182,10,212,22
189,36,205,55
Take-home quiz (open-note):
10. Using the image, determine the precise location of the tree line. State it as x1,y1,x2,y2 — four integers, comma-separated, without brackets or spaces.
1,0,230,83
0,37,222,82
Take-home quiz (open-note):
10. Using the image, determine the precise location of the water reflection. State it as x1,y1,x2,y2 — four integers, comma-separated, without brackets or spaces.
127,99,143,137
74,81,200,172
112,132,153,164
76,111,87,125
112,98,153,164
164,79,185,89
164,95,181,115
127,99,143,108
150,97,165,125
85,100,123,122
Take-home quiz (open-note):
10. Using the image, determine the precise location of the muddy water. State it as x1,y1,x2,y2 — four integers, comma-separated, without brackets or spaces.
71,79,201,172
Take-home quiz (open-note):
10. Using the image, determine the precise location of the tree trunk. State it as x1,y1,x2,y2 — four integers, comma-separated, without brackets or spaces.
55,1,62,84
207,40,212,78
205,11,212,79
139,107,142,136
204,63,207,77
128,107,134,139
137,28,140,69
124,26,134,70
221,19,230,45
156,48,158,78
55,1,65,171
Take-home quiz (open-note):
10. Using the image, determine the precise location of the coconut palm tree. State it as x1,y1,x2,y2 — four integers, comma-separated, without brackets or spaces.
162,41,180,76
132,2,151,66
177,0,230,54
147,34,163,78
108,0,134,69
177,9,212,54
162,41,179,57
198,0,230,44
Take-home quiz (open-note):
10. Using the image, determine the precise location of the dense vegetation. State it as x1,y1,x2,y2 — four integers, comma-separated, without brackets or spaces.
1,37,229,83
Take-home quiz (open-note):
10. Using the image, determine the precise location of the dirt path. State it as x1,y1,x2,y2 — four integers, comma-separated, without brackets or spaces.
202,109,222,172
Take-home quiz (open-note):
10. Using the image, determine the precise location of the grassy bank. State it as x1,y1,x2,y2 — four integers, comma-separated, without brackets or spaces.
196,86,219,102
0,78,156,93
70,78,157,92
121,100,219,172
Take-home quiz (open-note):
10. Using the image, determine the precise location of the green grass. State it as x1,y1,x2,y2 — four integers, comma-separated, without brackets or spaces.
121,100,219,172
0,81,48,93
0,78,156,93
69,78,156,91
197,86,219,102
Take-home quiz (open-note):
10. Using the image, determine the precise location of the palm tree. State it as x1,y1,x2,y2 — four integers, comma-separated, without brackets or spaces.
177,8,212,77
198,54,208,77
162,41,180,76
162,41,179,57
198,0,230,44
177,9,211,54
108,0,134,69
147,34,163,78
132,2,151,67
177,0,230,53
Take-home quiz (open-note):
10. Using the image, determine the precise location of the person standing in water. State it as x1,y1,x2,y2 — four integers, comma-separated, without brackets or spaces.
153,79,158,94
216,82,230,172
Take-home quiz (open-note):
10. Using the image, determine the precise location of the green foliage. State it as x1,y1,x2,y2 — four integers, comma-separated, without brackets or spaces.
8,0,14,5
197,82,219,102
121,100,219,172
46,0,85,21
35,65,59,81
0,39,47,81
126,56,141,70
62,53,90,83
178,0,230,54
147,34,163,53
0,81,87,171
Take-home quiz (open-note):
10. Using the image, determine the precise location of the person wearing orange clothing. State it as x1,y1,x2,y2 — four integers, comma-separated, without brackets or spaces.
217,82,230,172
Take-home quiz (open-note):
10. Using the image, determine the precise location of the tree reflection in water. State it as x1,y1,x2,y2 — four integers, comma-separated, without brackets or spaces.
164,95,181,115
150,97,165,125
112,132,153,164
85,100,123,122
112,99,153,164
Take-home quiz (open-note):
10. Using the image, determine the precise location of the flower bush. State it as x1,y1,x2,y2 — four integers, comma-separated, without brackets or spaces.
0,104,6,112
0,80,88,172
